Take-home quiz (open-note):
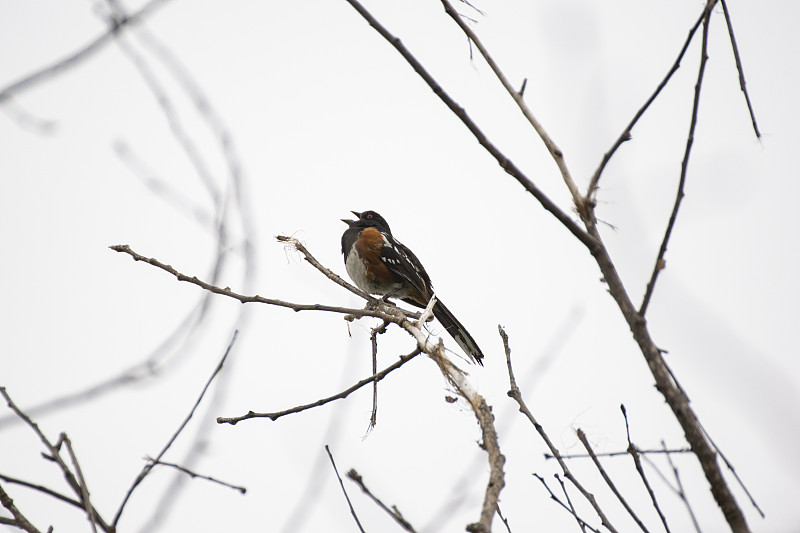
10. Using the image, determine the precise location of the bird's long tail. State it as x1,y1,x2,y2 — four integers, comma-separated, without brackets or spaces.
432,299,484,365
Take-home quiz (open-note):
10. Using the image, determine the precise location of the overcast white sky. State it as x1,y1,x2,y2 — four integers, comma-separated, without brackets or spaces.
1,1,799,532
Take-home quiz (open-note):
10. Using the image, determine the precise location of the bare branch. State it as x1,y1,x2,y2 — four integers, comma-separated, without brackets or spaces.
640,2,714,316
696,422,764,518
368,320,390,430
146,459,247,494
532,473,599,533
662,441,703,533
0,0,171,104
719,0,760,138
217,350,421,425
495,503,513,533
439,0,585,215
500,327,618,533
103,15,221,205
0,474,81,510
555,474,588,533
576,428,650,533
325,446,366,533
109,243,394,320
112,329,239,527
347,469,418,532
0,389,111,532
545,448,692,460
463,388,505,533
621,406,671,533
62,436,98,533
0,484,42,533
586,9,707,199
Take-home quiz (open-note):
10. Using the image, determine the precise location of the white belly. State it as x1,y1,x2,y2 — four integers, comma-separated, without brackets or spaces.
345,248,402,295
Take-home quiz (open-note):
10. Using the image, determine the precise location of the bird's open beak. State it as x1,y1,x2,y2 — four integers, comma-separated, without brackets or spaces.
341,211,361,227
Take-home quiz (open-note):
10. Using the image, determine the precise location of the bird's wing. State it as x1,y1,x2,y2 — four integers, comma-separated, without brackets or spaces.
379,232,433,302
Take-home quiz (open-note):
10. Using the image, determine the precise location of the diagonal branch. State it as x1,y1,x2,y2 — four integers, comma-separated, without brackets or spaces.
325,446,367,533
62,436,98,533
439,0,584,216
532,473,599,533
586,9,707,200
501,327,618,533
576,429,650,533
719,0,760,139
347,469,418,532
0,0,171,104
0,484,42,533
621,406,671,533
640,1,714,316
662,441,703,533
112,329,239,527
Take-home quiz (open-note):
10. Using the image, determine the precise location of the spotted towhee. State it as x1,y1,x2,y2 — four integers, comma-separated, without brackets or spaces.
341,210,485,365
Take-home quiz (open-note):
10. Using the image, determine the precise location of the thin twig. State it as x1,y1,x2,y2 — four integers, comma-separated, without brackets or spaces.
325,446,366,533
621,406,671,533
719,0,760,138
112,330,239,527
696,421,764,518
662,441,702,533
0,473,82,510
0,0,171,104
586,9,707,200
555,474,587,533
347,469,418,532
545,448,692,460
532,473,599,533
368,321,390,430
62,436,98,533
640,2,715,316
109,243,395,321
217,350,420,425
0,389,111,532
146,459,247,494
500,327,618,533
109,32,220,203
439,0,585,216
495,503,513,533
0,483,42,533
576,428,650,533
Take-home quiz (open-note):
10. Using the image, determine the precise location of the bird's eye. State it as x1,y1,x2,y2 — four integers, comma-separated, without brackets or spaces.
366,213,373,219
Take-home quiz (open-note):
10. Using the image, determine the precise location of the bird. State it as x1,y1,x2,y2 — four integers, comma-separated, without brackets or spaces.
341,210,485,365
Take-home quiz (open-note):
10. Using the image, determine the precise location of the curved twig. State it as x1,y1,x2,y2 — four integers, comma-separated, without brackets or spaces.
216,350,420,425
0,0,171,104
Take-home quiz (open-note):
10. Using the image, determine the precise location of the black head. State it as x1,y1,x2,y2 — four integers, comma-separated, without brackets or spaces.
341,210,391,233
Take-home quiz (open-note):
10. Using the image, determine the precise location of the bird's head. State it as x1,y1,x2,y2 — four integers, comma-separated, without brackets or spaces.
341,210,391,233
